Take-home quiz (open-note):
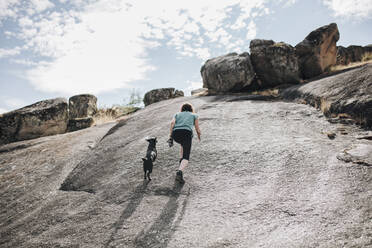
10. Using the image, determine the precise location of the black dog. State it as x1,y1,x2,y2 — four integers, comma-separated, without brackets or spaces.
142,137,157,181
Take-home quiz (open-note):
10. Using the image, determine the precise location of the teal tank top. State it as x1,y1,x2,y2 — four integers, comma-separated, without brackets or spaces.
173,111,198,134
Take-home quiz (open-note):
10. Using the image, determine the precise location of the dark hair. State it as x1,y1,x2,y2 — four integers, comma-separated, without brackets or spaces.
181,103,194,112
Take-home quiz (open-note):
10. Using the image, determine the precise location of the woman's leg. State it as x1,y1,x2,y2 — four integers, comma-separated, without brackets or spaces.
178,133,192,171
179,159,188,171
173,130,183,163
179,146,187,170
180,146,183,163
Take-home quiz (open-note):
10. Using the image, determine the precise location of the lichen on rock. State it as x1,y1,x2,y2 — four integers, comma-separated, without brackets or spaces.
250,39,301,87
0,98,68,145
143,88,184,106
200,52,255,94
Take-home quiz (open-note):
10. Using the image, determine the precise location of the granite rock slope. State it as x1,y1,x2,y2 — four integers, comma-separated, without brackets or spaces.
281,63,372,129
1,94,371,247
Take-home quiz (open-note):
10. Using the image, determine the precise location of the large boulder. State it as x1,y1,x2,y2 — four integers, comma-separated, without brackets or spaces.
336,46,350,65
345,45,364,62
143,88,184,106
69,94,97,119
336,45,371,65
365,44,372,53
200,52,255,94
295,23,340,79
250,39,301,87
0,98,68,145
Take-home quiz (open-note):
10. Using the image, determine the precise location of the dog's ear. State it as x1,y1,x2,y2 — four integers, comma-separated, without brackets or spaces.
142,158,147,161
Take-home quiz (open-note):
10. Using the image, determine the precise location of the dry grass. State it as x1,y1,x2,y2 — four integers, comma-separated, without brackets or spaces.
93,106,140,125
330,59,372,72
320,98,331,114
251,88,279,97
337,113,351,119
192,89,209,96
93,112,116,125
272,42,287,48
362,52,372,62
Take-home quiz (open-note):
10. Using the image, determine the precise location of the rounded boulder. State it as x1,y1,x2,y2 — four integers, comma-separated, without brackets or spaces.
143,88,184,106
200,52,255,94
295,23,340,79
250,39,301,87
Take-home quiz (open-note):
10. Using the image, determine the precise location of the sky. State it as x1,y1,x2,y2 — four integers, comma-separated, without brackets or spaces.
0,0,371,113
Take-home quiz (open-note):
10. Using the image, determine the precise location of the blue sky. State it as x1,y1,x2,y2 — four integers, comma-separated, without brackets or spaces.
0,0,371,113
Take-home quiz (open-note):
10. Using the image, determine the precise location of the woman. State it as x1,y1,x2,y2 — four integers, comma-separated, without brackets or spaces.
169,103,201,183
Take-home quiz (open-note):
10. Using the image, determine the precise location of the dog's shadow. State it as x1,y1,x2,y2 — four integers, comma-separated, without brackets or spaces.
134,181,189,248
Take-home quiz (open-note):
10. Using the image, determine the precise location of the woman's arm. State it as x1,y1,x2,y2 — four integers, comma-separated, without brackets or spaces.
170,118,175,137
195,118,201,141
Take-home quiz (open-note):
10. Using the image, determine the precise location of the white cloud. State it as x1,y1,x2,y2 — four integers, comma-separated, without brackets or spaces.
226,39,245,53
278,0,297,7
127,0,268,60
4,30,15,37
323,0,372,19
0,108,9,114
18,16,33,27
10,58,38,66
246,21,257,39
0,0,54,22
2,0,273,95
194,48,211,61
184,80,203,96
30,0,54,12
0,0,19,21
26,5,157,95
231,15,248,30
4,97,27,109
189,81,203,89
0,47,20,58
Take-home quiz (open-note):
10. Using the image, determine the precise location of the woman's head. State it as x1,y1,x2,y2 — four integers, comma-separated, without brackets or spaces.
181,103,194,112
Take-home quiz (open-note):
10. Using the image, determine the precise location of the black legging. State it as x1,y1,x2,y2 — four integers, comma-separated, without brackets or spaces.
172,129,192,160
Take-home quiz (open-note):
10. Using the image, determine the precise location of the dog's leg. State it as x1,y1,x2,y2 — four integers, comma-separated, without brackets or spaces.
142,158,147,180
147,171,151,181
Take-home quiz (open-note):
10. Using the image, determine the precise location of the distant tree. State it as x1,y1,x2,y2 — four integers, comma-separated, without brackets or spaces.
124,89,143,108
